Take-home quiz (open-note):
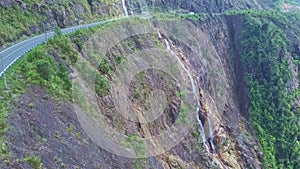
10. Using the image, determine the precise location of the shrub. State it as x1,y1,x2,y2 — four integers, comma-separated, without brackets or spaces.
95,74,110,97
25,156,42,169
36,59,54,80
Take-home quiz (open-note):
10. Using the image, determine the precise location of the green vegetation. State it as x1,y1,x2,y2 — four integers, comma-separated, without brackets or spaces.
152,12,206,22
49,29,78,66
115,55,126,64
134,158,147,169
25,156,43,169
54,131,60,139
95,73,110,97
239,12,299,168
226,9,289,24
0,5,43,46
0,8,298,168
98,59,113,76
121,133,147,158
28,103,34,109
0,0,125,48
0,27,81,160
54,156,67,168
128,130,151,169
21,45,72,100
133,87,141,98
72,28,96,50
54,26,63,37
137,71,146,79
0,13,163,166
178,13,206,22
176,104,189,125
176,90,187,100
67,124,74,133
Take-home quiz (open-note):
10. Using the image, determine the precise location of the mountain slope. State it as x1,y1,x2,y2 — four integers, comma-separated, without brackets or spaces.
0,1,300,169
0,0,123,47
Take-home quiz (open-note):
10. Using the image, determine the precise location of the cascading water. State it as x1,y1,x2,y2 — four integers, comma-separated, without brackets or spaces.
157,30,162,39
157,30,230,169
129,1,134,15
164,39,170,50
126,0,134,15
126,0,148,15
157,30,210,153
139,0,148,14
196,109,210,153
122,0,129,17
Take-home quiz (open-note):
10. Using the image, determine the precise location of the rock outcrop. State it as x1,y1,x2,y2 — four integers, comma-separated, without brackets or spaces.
128,0,274,14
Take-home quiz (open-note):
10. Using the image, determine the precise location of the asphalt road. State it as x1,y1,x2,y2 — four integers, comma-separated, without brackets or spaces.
0,19,115,78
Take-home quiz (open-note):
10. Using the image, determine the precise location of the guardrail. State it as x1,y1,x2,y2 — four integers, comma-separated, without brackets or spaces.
0,18,116,78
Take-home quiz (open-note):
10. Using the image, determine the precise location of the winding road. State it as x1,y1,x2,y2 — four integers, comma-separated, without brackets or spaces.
0,19,115,78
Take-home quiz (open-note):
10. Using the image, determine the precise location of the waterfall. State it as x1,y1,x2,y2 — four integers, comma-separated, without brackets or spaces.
196,108,210,153
129,0,134,15
164,39,170,50
159,32,210,153
126,0,147,15
126,0,134,15
172,46,210,153
157,29,229,169
122,0,129,17
139,0,148,14
157,30,162,39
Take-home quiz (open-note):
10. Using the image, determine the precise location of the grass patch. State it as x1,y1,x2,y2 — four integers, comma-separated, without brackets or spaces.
0,5,43,46
25,156,42,169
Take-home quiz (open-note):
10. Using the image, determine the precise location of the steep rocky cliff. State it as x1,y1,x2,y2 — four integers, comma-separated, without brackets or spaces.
0,1,300,169
127,0,276,14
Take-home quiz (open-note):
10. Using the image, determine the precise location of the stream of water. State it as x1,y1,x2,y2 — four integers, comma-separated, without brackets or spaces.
139,0,148,14
164,37,228,168
159,31,212,153
123,0,148,16
122,0,129,17
196,109,211,153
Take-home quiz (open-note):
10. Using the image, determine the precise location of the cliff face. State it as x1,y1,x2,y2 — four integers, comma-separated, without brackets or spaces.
1,15,265,169
195,15,262,168
127,0,275,14
1,1,300,169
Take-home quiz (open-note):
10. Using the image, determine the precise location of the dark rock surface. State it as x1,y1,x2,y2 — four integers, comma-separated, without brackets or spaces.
129,0,275,14
3,85,166,169
2,83,208,168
